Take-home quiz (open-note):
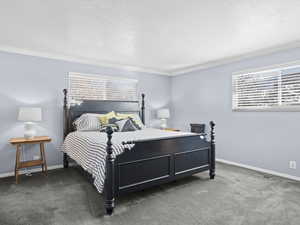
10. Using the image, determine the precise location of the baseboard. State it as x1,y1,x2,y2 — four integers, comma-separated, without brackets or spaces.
2,160,299,182
0,164,63,178
217,159,300,182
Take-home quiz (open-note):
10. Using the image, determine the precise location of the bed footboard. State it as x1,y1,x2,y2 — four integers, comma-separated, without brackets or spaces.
104,121,216,215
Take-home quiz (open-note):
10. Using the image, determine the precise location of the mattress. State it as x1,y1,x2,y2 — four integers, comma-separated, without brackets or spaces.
62,128,198,192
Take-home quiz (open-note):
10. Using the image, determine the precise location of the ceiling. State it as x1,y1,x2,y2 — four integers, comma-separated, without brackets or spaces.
1,0,300,75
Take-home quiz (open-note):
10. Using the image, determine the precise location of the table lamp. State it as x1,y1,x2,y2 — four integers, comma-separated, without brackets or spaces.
157,108,170,129
18,107,42,139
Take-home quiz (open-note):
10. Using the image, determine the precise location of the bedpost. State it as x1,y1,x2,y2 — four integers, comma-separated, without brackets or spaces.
63,89,69,168
209,121,216,179
105,126,115,215
141,93,145,125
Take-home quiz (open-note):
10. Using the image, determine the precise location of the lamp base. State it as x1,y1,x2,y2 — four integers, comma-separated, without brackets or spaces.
160,119,167,129
24,122,36,139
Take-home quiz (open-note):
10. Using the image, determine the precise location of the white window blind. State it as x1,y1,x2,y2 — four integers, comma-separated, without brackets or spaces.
233,70,300,111
68,73,138,102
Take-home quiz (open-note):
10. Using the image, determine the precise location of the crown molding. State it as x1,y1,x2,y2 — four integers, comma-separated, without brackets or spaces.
0,45,171,76
2,41,300,77
232,58,300,76
169,41,300,76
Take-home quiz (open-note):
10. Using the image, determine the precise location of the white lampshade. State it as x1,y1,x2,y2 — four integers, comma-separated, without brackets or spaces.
18,107,42,122
157,108,170,119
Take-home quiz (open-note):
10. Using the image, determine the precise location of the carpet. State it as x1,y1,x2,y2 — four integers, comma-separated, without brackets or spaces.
0,163,299,225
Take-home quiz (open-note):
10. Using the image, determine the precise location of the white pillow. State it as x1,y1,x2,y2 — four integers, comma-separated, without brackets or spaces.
74,114,102,131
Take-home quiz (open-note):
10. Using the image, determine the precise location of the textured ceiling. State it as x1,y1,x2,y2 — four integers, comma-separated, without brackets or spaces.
1,0,300,75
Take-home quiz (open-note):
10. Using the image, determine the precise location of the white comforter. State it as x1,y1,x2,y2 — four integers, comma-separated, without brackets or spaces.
62,128,198,193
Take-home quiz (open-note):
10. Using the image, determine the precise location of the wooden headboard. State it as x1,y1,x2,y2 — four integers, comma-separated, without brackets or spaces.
63,89,145,138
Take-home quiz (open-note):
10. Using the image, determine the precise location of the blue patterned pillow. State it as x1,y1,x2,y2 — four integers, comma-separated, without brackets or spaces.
100,124,119,132
115,119,139,132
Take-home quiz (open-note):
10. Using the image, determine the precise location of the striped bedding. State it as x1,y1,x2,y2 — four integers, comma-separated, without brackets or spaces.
62,128,198,193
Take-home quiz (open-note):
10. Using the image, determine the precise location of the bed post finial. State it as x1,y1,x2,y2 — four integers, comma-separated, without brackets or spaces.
141,93,145,125
105,126,115,215
63,89,69,168
209,121,215,179
63,89,68,108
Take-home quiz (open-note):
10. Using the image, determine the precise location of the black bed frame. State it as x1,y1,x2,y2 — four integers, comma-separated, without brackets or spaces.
63,89,216,215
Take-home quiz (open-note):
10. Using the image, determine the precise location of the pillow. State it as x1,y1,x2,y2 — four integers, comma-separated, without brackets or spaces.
107,117,140,131
99,111,116,126
115,119,139,132
107,117,120,125
116,113,145,129
85,113,106,117
74,114,102,131
100,124,119,132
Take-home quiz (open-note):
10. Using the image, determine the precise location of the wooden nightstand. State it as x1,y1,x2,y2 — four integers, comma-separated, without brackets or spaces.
163,128,180,132
9,136,51,184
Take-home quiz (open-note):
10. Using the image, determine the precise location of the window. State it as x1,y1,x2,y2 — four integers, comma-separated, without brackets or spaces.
68,73,138,103
232,66,300,111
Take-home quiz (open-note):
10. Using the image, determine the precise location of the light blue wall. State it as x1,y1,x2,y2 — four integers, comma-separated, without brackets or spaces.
2,47,300,178
171,47,300,177
0,51,171,174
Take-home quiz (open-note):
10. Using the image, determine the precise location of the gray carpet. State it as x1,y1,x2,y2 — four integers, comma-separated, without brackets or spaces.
0,163,300,225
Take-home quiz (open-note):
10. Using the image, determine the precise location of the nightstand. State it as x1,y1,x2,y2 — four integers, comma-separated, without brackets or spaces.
190,124,205,133
163,128,180,132
9,136,51,184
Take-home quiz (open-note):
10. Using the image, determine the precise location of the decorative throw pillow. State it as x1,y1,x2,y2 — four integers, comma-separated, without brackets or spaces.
74,114,102,131
107,117,140,131
115,118,139,132
107,117,120,125
99,111,116,126
116,113,144,129
100,124,119,132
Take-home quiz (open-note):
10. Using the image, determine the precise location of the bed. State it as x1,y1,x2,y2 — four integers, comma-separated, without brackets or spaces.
62,89,216,215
